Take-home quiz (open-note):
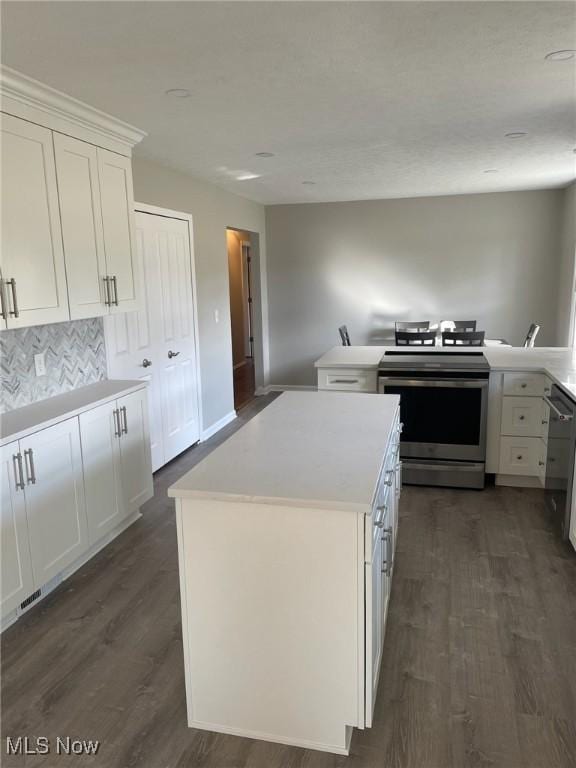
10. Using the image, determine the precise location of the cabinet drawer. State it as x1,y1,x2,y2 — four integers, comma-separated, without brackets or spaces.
501,396,546,437
503,373,551,397
317,367,377,392
499,436,542,476
537,439,547,487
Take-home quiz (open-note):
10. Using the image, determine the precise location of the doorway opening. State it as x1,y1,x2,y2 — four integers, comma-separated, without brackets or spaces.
227,228,256,410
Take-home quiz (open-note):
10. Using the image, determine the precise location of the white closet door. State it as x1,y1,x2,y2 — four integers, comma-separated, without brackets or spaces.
98,147,138,312
22,419,88,586
105,209,200,471
1,113,69,328
154,216,201,462
0,443,35,618
53,133,108,319
79,401,126,545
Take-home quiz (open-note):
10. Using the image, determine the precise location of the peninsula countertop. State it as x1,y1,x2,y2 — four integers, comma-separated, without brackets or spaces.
169,390,400,513
315,345,576,400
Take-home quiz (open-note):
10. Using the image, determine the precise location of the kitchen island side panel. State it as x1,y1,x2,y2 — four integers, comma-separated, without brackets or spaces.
176,497,363,754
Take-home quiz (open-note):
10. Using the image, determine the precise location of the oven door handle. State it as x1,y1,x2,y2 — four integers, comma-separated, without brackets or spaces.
378,377,488,389
543,395,574,422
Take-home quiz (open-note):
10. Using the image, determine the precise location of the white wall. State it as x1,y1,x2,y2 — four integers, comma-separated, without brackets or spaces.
266,190,564,386
556,183,576,346
132,157,268,430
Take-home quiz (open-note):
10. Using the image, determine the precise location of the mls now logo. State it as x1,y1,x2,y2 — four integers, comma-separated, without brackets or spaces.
6,736,100,755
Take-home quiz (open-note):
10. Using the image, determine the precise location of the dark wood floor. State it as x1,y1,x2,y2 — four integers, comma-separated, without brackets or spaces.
2,394,576,768
233,359,256,410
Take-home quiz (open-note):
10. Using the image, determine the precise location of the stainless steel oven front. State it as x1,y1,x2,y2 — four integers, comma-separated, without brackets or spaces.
378,369,489,489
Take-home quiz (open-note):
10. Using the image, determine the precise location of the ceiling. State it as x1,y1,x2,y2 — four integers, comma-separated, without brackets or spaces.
2,1,575,205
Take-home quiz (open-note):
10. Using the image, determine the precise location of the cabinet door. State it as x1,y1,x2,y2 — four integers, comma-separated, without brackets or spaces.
97,147,138,312
53,133,108,320
0,443,35,618
79,401,127,545
365,519,384,727
117,388,153,513
1,114,69,328
22,419,88,586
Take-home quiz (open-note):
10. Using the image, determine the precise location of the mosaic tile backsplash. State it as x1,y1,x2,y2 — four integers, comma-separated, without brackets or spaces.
1,318,107,412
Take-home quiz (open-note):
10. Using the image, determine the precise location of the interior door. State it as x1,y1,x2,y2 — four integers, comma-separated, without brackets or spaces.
22,419,88,586
53,133,108,320
79,401,126,545
117,388,154,513
98,147,138,312
0,442,35,618
154,215,201,462
1,113,69,328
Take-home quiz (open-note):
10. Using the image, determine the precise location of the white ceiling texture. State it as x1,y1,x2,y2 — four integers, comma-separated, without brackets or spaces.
2,1,575,204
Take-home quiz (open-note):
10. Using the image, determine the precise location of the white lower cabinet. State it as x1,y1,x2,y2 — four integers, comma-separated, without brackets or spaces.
0,443,35,616
22,419,88,586
1,385,153,625
79,402,126,545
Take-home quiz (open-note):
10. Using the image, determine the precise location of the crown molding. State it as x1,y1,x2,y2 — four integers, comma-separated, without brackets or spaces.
0,66,146,156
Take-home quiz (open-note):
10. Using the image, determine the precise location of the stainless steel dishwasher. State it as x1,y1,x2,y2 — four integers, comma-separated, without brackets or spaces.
544,384,576,539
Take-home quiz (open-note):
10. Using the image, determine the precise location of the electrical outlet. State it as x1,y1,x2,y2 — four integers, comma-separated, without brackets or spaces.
34,353,46,377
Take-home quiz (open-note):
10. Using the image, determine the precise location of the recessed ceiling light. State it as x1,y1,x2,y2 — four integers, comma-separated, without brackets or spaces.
165,88,191,98
505,132,528,139
302,181,316,185
545,50,576,61
255,152,275,158
483,169,499,174
236,173,261,181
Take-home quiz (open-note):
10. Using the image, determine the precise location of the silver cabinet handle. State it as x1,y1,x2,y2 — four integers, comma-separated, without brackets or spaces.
331,378,359,384
538,461,545,467
111,275,119,306
374,519,386,528
23,449,36,484
113,408,122,438
120,405,128,435
384,469,394,486
142,358,152,368
103,276,112,306
0,278,7,321
543,395,574,422
519,415,525,421
168,350,180,359
5,278,19,317
381,527,393,575
13,453,25,490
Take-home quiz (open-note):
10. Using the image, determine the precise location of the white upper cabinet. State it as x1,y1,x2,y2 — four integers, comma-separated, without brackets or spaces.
53,133,107,320
0,442,35,616
98,148,139,313
0,66,146,329
0,113,69,328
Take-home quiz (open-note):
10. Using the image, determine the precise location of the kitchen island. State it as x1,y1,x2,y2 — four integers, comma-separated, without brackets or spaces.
168,391,401,754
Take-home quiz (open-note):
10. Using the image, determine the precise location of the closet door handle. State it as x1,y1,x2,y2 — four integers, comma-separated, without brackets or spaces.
111,275,119,306
13,453,25,491
142,358,152,368
120,406,128,435
6,278,19,317
24,449,36,484
168,350,180,359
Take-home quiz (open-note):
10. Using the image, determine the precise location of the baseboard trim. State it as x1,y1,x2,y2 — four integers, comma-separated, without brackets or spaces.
495,474,543,488
257,384,317,395
201,411,237,441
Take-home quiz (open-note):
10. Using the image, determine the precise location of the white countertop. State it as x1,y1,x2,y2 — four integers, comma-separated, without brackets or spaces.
0,379,147,446
315,345,576,401
169,390,400,513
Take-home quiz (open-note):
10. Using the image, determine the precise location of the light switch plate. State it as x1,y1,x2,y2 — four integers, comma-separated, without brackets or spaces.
34,352,46,377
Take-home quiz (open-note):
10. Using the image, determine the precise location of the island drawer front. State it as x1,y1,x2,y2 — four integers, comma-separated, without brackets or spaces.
501,396,546,438
498,436,542,476
537,438,547,487
317,367,377,393
502,373,551,398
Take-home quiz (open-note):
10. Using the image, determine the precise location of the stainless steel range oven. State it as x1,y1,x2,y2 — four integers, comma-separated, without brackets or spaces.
378,352,490,489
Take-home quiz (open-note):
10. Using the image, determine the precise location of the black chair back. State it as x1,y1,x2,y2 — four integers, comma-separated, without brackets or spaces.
338,325,351,346
453,320,477,331
442,331,485,346
524,323,540,348
396,330,437,346
395,321,430,332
